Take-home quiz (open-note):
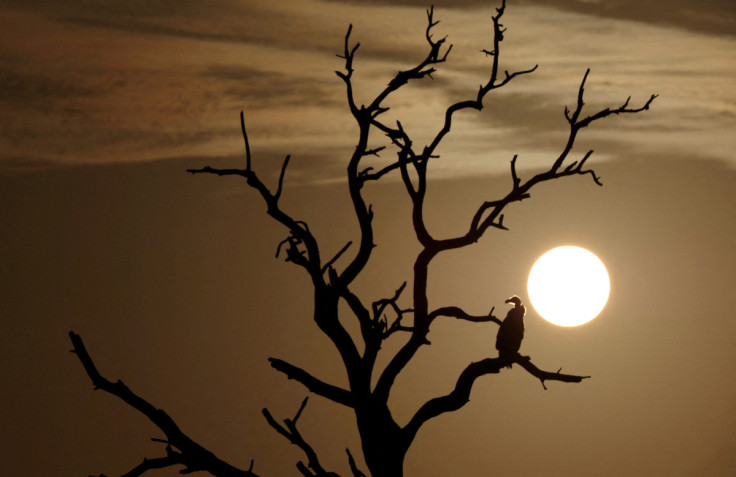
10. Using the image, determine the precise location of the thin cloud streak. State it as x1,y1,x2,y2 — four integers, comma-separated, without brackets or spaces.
0,0,733,179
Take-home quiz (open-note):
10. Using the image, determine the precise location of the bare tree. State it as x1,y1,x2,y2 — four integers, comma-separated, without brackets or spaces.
70,2,656,476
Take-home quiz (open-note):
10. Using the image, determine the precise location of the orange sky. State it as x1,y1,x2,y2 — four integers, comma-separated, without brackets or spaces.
1,1,735,476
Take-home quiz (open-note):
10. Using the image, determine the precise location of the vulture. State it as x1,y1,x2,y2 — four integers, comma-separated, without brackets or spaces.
495,295,525,362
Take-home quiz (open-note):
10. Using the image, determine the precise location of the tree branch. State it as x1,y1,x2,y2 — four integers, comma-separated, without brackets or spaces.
240,110,252,172
403,358,505,442
367,5,453,113
427,306,501,326
322,241,353,275
187,116,323,280
335,24,360,116
268,358,355,408
262,397,339,477
516,358,590,390
69,331,257,477
404,355,589,442
423,1,537,160
371,282,415,340
275,155,292,202
425,70,657,254
345,448,367,477
119,453,182,477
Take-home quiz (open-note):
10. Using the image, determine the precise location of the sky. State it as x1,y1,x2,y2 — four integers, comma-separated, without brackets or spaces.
1,0,735,476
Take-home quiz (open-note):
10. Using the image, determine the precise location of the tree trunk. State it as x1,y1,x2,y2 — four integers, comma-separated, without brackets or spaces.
356,402,410,477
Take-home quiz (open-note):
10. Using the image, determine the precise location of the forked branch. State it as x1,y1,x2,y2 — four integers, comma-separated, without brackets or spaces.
371,282,415,339
367,6,453,112
69,331,257,477
187,115,322,279
262,397,339,477
404,355,589,442
454,69,657,249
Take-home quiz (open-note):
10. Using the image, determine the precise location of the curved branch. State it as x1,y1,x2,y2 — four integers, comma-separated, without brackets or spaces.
404,355,589,443
69,331,257,477
403,358,504,443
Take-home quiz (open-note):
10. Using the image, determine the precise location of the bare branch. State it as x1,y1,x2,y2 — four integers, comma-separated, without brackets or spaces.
421,2,538,160
120,453,181,477
427,306,501,326
262,398,340,477
383,323,415,341
322,241,353,274
403,358,505,442
275,154,292,202
369,282,416,340
516,357,590,390
335,24,360,115
362,146,386,157
69,331,257,477
358,160,401,182
552,69,658,174
188,120,323,279
425,70,656,253
240,111,251,172
268,358,355,408
366,6,453,113
372,282,408,321
510,154,521,189
404,355,589,442
346,448,367,477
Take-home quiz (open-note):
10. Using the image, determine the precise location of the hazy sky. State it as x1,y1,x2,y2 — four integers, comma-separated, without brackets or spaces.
1,1,735,476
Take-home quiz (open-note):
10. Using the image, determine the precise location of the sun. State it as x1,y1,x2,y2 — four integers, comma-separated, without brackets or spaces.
527,246,610,327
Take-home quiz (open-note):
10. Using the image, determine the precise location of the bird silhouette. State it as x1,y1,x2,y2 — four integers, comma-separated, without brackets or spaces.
495,295,525,365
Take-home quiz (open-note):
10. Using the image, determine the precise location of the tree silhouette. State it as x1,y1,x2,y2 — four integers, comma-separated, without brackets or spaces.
70,2,656,476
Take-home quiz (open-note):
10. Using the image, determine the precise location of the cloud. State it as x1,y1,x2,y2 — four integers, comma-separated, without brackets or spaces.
326,0,736,36
1,0,734,178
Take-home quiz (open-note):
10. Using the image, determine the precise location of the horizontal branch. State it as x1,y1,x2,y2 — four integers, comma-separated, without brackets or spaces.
69,331,256,477
427,306,501,326
516,357,590,390
269,357,355,408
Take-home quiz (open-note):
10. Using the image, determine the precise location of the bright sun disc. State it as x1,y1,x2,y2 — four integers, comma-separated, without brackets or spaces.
527,246,610,327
